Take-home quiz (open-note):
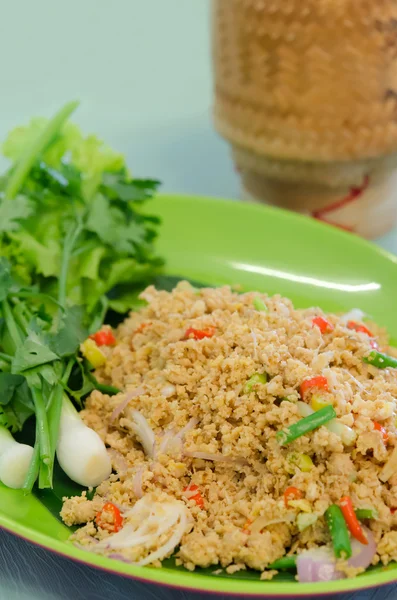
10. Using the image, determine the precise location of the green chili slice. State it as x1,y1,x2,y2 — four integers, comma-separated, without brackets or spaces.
325,504,352,559
363,351,397,369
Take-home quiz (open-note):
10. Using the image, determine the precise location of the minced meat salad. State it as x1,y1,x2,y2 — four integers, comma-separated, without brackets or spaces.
62,283,397,582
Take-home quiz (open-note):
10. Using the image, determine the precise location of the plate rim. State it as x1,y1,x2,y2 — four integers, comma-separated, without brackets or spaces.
2,193,397,597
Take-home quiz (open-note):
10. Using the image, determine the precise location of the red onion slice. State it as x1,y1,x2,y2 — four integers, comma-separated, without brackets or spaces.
348,527,376,570
133,466,144,499
110,387,144,422
297,548,341,582
107,448,128,475
297,529,377,583
108,553,132,563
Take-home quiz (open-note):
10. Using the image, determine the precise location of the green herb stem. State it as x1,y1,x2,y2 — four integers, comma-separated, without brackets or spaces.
0,352,12,363
31,386,51,465
1,300,24,350
87,372,120,396
22,421,40,494
5,100,79,200
46,384,64,485
58,220,83,308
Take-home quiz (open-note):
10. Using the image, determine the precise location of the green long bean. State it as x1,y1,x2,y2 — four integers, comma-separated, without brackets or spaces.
277,405,336,446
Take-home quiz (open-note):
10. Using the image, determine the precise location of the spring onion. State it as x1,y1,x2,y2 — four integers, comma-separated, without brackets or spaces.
311,394,330,412
325,504,352,559
326,419,356,446
56,394,112,487
268,555,297,570
244,372,267,394
277,405,336,446
297,512,318,532
363,351,397,370
355,508,379,521
0,426,34,488
253,297,268,312
287,452,314,472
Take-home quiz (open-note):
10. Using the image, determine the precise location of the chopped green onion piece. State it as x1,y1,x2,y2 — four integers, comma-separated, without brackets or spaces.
297,401,314,417
325,504,352,559
355,508,379,521
244,372,267,394
267,555,297,570
297,512,318,532
253,297,268,312
363,351,397,369
288,452,314,472
326,419,356,446
280,395,297,403
277,405,336,446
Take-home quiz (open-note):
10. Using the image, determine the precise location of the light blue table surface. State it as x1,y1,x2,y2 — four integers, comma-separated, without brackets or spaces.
0,1,396,598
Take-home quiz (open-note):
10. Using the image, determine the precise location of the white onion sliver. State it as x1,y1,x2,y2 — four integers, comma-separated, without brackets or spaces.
110,388,144,422
157,430,177,456
107,448,128,475
126,409,155,458
161,384,176,398
174,418,198,442
340,308,366,324
133,466,144,499
136,508,188,566
347,527,377,570
251,515,294,533
100,513,180,550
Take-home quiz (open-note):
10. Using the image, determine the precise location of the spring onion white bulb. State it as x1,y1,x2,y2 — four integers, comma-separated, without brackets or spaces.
0,426,34,489
56,395,111,487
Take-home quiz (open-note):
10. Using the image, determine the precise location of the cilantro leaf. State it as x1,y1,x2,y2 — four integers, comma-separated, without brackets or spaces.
101,173,160,203
0,195,34,233
86,194,147,254
0,373,26,404
11,329,59,374
0,374,34,432
0,257,14,301
50,306,88,357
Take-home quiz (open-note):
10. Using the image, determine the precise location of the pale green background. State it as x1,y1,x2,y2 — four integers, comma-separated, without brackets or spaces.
0,1,395,598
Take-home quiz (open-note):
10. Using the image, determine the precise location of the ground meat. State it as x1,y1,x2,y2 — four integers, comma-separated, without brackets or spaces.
61,284,397,576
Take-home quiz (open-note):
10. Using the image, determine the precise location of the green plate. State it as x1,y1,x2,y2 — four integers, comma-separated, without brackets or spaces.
1,194,397,597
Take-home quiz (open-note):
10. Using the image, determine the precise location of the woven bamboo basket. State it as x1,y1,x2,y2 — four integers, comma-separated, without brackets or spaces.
212,0,397,237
